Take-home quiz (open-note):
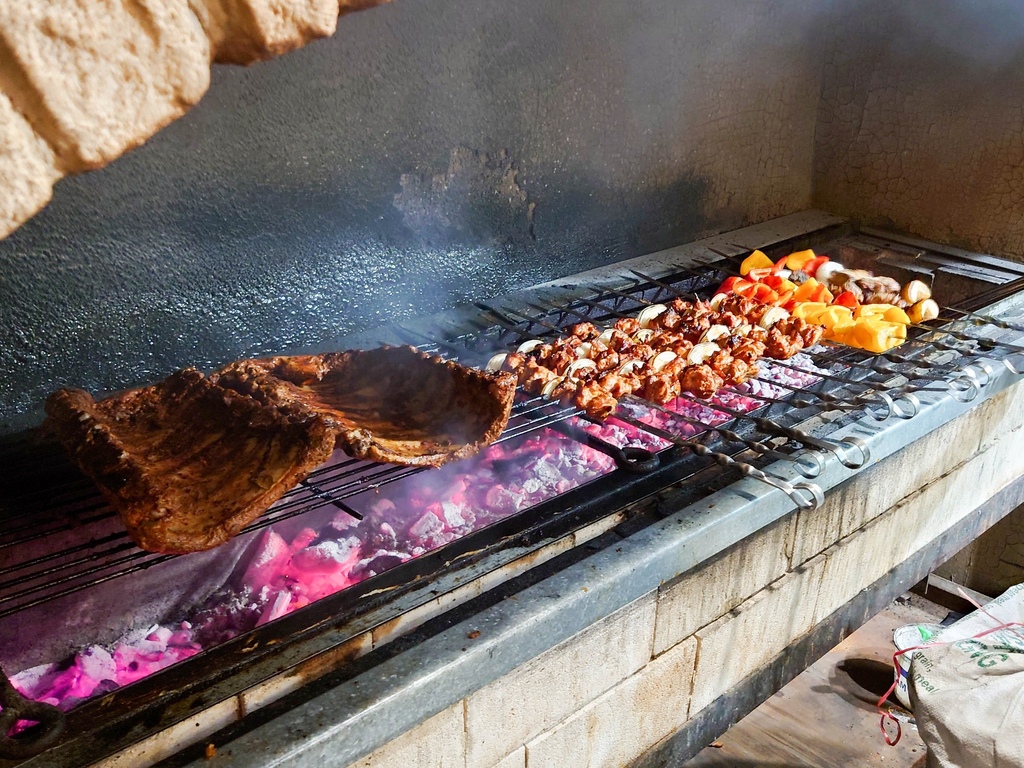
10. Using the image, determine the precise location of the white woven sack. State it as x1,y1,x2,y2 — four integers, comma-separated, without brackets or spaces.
909,583,1024,768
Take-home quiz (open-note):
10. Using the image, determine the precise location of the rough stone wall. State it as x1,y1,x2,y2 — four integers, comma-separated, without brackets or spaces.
813,0,1024,258
0,0,827,432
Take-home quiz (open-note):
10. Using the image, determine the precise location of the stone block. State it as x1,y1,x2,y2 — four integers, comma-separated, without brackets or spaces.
689,554,827,715
345,702,466,768
524,637,698,768
464,594,656,768
791,385,1024,566
653,515,793,655
488,747,525,768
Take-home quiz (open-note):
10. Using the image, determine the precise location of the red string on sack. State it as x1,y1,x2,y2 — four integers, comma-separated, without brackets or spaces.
878,588,1024,746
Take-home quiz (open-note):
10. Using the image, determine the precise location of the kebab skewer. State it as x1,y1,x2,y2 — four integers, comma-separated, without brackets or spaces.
486,296,824,419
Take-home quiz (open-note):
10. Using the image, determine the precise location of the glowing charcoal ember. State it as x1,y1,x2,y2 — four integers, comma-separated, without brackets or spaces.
292,538,363,575
242,530,292,593
256,591,293,627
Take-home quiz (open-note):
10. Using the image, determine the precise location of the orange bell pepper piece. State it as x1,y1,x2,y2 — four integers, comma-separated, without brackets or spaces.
785,249,817,271
740,250,774,276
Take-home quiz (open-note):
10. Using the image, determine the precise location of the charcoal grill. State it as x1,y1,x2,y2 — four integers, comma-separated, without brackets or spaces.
3,215,1024,766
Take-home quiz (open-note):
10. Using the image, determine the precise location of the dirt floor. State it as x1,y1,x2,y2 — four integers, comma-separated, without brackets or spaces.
684,593,948,768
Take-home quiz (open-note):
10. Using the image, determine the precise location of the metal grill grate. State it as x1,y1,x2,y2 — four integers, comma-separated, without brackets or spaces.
0,250,1017,628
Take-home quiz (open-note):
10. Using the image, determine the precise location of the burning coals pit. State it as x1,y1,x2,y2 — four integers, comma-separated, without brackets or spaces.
6,356,826,713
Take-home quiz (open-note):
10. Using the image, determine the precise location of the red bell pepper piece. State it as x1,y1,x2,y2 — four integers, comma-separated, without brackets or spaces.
833,290,859,308
803,255,830,277
773,256,789,274
716,276,749,295
775,289,795,308
747,267,774,282
750,283,779,304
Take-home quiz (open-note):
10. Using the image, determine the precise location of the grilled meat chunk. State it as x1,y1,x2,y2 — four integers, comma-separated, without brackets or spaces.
215,346,517,468
45,369,335,554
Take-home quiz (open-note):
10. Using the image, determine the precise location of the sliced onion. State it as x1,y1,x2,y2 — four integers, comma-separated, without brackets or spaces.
734,323,754,337
649,351,677,372
687,343,719,365
632,328,655,343
517,339,544,354
776,268,792,279
700,324,730,343
597,328,617,345
485,353,508,372
618,359,644,375
758,307,790,329
541,376,565,397
565,359,597,377
708,293,727,310
576,342,593,359
637,303,668,328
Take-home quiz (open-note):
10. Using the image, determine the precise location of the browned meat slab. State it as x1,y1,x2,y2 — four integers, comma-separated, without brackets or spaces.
45,369,335,554
45,348,516,553
214,346,518,467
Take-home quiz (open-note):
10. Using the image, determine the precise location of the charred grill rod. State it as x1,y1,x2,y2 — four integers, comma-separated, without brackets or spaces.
617,395,826,477
611,412,824,512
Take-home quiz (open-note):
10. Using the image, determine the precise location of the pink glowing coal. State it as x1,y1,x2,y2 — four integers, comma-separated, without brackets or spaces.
8,357,823,712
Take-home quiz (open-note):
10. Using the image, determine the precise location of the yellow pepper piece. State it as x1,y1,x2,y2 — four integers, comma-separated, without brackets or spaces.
821,305,853,327
785,249,816,271
791,302,828,322
740,250,773,276
775,278,798,295
854,304,889,319
882,306,910,324
852,318,905,353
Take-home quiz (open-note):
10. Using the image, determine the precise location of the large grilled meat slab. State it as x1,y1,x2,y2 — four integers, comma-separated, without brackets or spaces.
45,369,335,554
215,346,518,467
45,348,516,553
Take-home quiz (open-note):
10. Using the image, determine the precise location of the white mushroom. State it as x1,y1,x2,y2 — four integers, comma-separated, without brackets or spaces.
814,261,844,284
541,376,565,397
908,299,940,323
649,351,678,372
902,280,932,304
565,359,597,377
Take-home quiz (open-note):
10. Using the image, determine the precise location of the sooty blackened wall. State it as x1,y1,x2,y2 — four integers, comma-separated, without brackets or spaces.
0,0,826,432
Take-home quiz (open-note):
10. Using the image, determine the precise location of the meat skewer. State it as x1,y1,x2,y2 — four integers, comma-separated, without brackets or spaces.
487,296,824,419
